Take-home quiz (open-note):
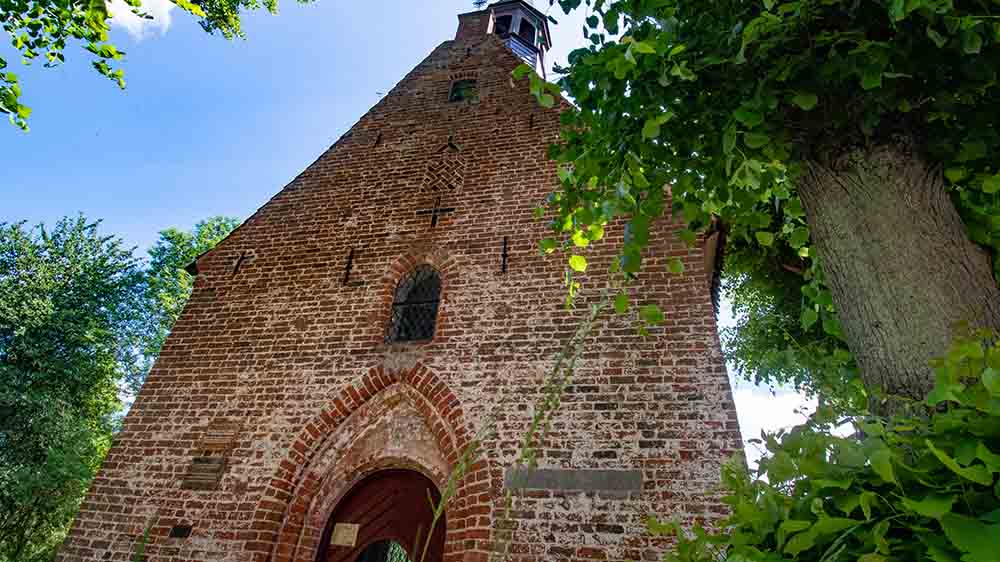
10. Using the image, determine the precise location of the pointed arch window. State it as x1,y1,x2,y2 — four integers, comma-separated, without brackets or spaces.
386,265,441,343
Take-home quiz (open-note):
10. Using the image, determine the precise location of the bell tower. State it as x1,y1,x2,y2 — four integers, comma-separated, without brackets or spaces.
58,4,742,562
459,0,551,77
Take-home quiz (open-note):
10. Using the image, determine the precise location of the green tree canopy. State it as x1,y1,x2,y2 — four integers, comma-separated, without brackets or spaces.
0,215,237,559
1,0,310,130
0,217,145,561
135,216,239,393
538,0,1000,415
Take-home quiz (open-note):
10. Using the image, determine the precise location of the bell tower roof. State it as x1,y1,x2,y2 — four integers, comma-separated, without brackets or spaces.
456,0,552,77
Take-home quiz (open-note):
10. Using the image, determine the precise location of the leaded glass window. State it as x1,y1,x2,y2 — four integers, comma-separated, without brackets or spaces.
386,265,441,343
448,80,478,103
355,540,412,562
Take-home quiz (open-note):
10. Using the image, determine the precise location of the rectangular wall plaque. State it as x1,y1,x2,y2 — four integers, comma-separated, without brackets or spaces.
331,523,360,547
504,468,643,497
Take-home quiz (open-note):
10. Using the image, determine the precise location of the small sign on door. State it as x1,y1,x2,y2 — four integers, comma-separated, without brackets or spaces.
331,523,360,547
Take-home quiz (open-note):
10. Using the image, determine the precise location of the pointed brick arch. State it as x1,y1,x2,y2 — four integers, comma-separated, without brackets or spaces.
246,364,492,562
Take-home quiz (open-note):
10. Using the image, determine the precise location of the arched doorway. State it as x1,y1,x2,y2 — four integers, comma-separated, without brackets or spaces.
317,469,445,562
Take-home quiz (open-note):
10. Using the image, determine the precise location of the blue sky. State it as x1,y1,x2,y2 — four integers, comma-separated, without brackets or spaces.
3,1,584,249
1,0,814,467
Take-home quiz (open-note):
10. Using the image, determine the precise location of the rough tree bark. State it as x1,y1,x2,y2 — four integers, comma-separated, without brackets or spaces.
798,139,1000,416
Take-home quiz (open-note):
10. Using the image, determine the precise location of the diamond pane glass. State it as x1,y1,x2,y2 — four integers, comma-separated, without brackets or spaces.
355,540,413,562
386,265,441,343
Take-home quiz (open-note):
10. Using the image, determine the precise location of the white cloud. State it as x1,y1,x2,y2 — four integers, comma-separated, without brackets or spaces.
732,385,816,471
108,0,176,40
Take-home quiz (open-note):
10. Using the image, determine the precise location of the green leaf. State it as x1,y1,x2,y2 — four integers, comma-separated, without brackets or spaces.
784,528,817,556
723,124,737,154
512,64,534,80
861,66,883,90
614,292,629,314
927,440,994,485
927,26,949,48
539,238,558,254
789,227,809,249
784,197,805,219
667,257,684,274
822,314,842,338
755,231,775,246
641,118,660,140
927,383,965,406
860,491,877,520
941,513,1000,562
870,447,896,483
983,368,1000,396
962,30,983,54
801,307,819,330
976,442,1000,471
631,41,656,54
625,216,651,247
173,0,205,17
791,92,818,111
568,255,588,272
744,132,770,149
733,108,764,128
87,0,109,26
538,93,555,108
982,174,1000,194
956,141,987,162
813,517,857,536
670,61,696,81
678,229,698,246
620,247,642,273
639,304,664,324
777,520,812,548
945,167,968,183
902,494,956,519
888,0,905,21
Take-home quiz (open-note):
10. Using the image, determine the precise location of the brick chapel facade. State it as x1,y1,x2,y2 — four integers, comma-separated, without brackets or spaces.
58,3,742,562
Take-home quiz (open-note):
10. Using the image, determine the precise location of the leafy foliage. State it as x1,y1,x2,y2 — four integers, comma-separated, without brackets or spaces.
0,215,236,559
722,240,864,412
533,0,1000,402
1,0,310,130
0,217,144,561
135,216,238,393
651,330,1000,562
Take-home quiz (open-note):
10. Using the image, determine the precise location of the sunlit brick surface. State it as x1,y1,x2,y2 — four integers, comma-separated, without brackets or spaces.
58,12,741,562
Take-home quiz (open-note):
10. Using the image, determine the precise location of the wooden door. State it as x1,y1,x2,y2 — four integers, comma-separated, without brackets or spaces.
319,470,445,562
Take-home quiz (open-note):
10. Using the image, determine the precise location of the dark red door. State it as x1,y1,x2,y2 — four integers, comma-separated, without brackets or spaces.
318,470,445,562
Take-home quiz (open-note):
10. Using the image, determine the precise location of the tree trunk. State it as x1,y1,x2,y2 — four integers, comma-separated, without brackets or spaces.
798,139,1000,416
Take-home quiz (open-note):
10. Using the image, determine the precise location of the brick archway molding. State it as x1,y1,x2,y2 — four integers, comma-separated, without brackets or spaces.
247,364,493,562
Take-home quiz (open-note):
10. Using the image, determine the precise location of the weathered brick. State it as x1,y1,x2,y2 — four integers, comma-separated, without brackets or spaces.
58,6,740,562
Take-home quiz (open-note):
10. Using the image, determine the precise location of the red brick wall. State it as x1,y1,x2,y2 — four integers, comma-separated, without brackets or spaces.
57,27,741,562
455,10,491,41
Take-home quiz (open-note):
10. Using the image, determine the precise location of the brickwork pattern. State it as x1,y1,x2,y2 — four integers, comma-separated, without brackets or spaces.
57,14,742,562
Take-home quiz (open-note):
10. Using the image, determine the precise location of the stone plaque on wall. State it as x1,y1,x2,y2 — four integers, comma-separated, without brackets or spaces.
331,523,360,547
504,468,643,498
